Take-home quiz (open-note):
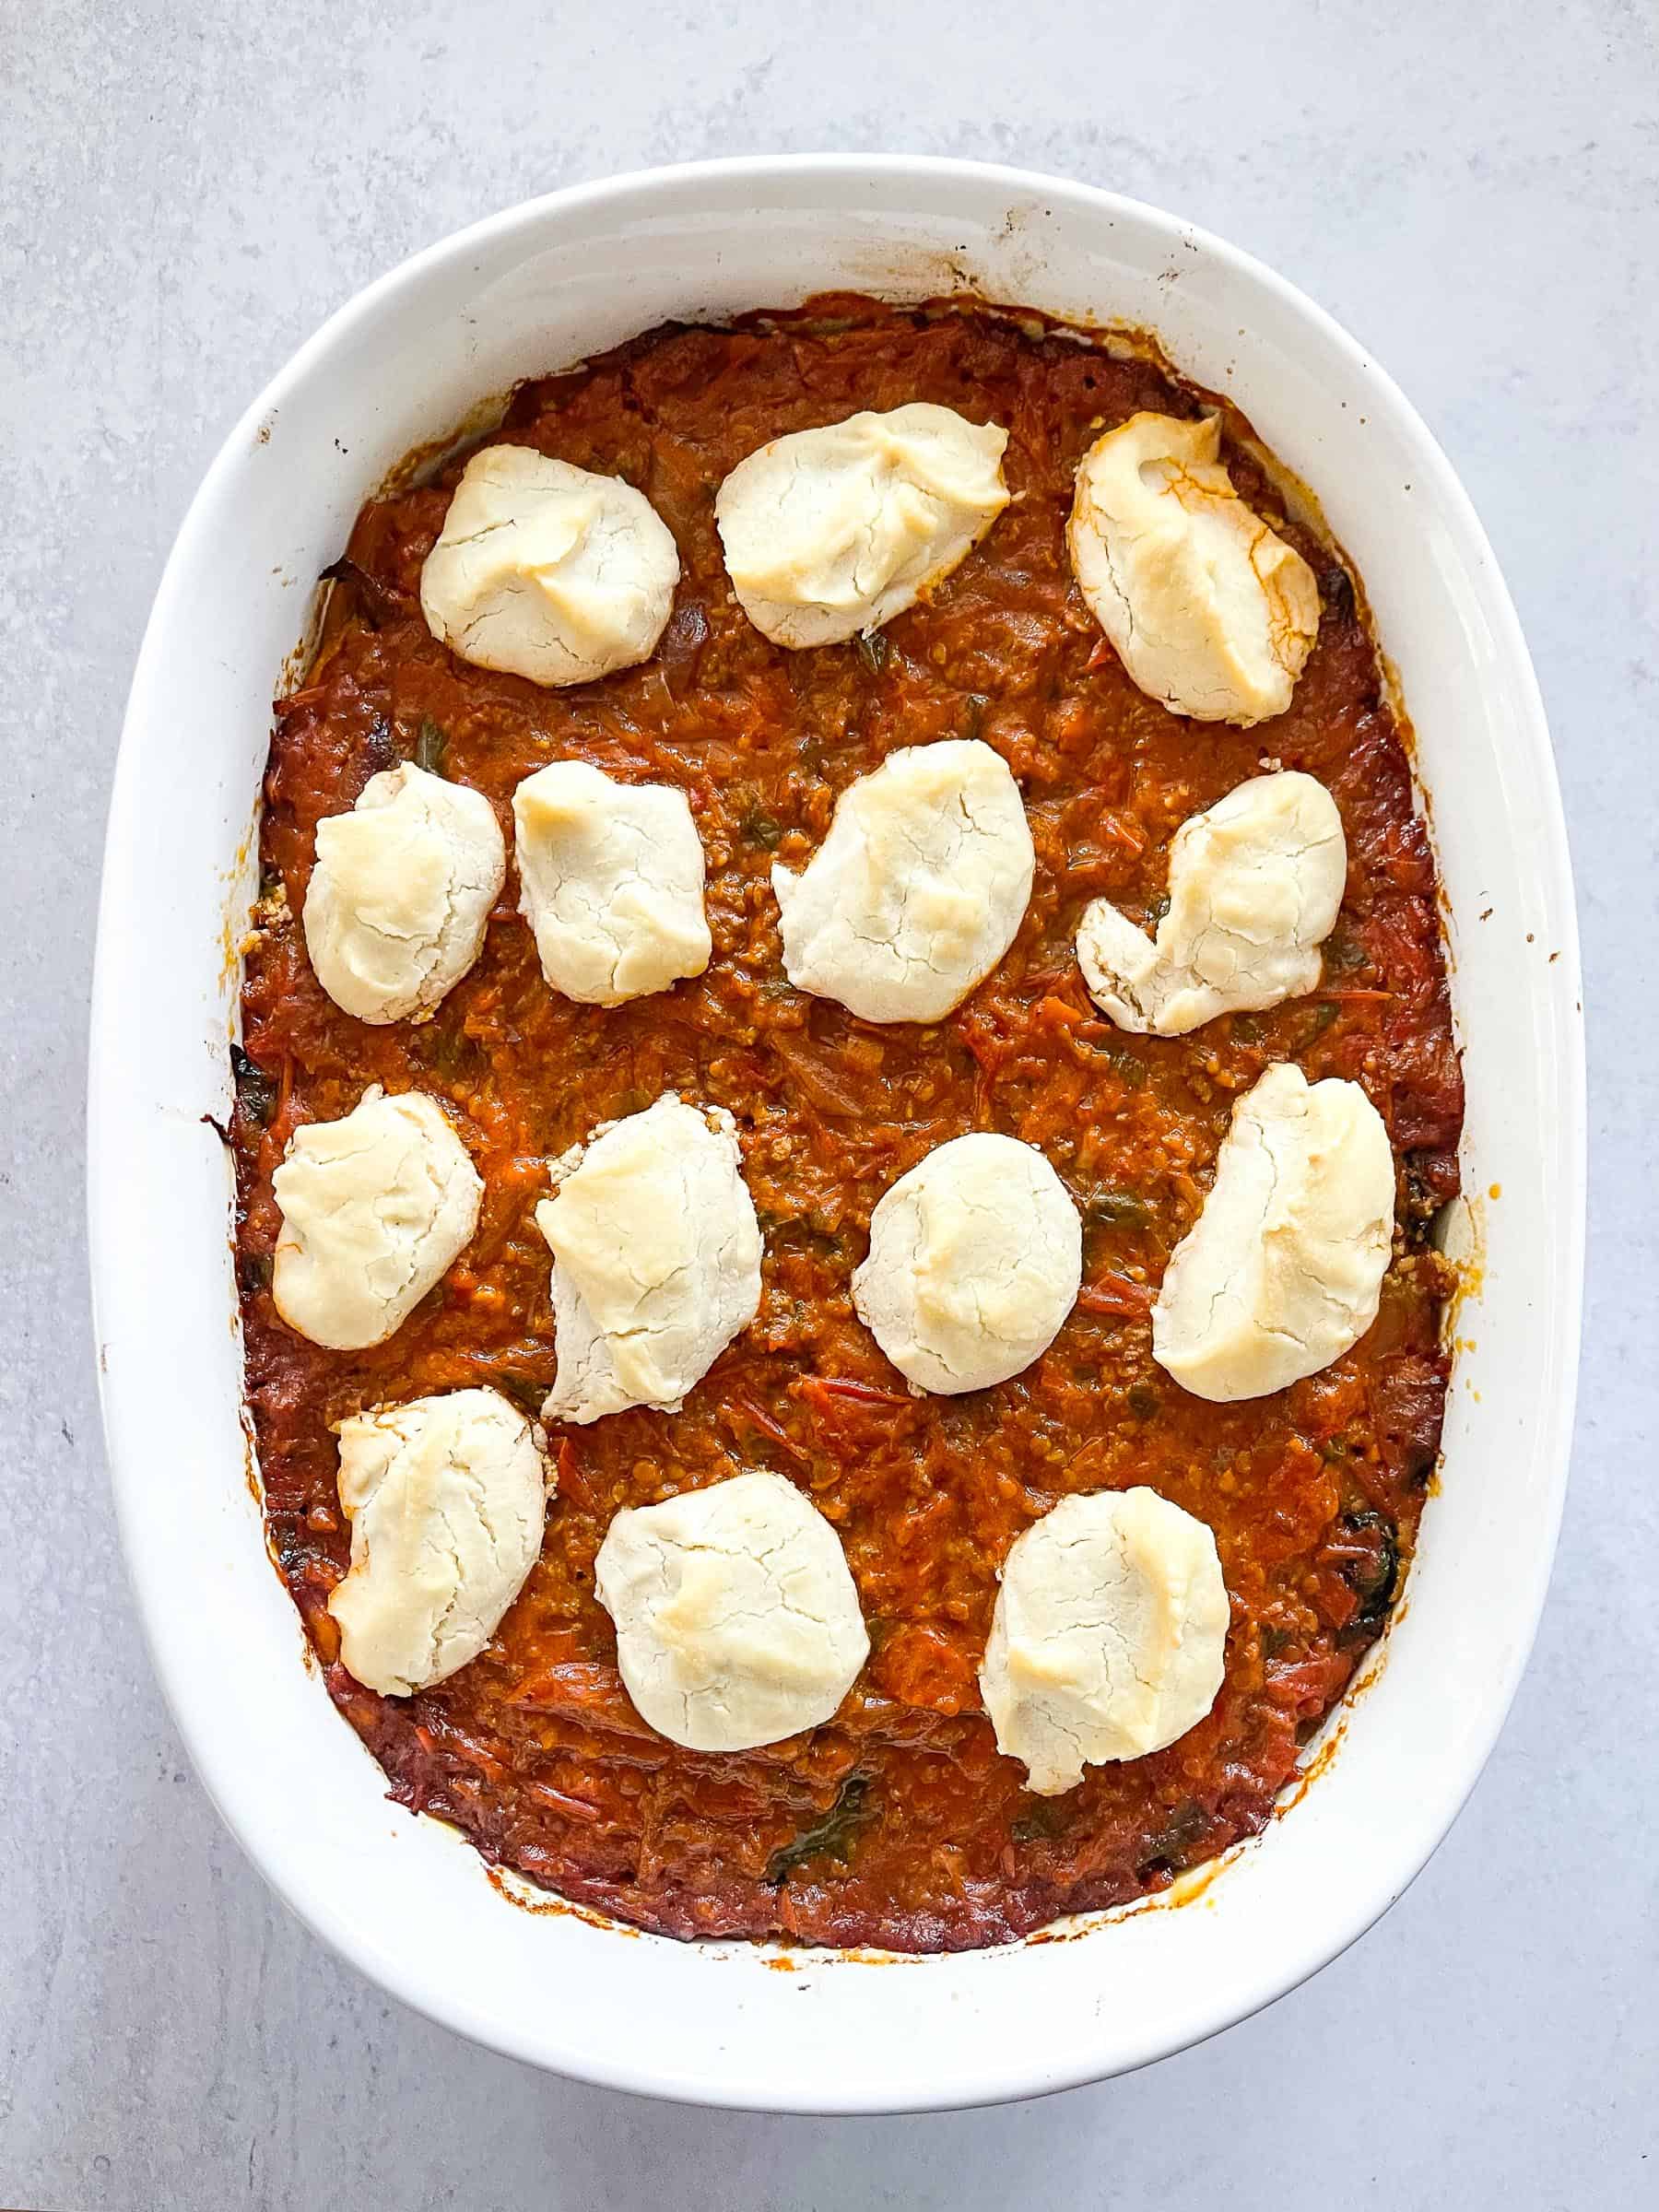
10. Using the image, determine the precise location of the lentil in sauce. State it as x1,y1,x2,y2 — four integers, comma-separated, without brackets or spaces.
231,299,1462,1951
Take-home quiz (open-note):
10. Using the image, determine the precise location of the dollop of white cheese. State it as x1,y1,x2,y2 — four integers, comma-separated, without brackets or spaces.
853,1133,1082,1394
419,444,680,688
327,1387,550,1697
979,1488,1230,1794
714,403,1009,648
301,763,506,1024
594,1470,869,1751
512,759,712,1006
534,1093,763,1424
1067,411,1320,724
771,738,1034,1023
1152,1061,1394,1403
1077,771,1347,1036
272,1087,482,1350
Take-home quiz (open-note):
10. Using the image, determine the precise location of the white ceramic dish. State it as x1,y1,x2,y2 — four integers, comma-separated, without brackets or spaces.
89,157,1583,2112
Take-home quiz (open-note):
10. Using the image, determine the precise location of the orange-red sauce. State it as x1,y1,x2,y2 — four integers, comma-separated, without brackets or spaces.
231,300,1461,1951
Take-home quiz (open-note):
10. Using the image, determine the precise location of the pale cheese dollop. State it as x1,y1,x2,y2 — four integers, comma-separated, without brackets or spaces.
771,738,1034,1023
980,1488,1230,1794
271,1086,482,1351
1067,411,1320,724
534,1093,762,1425
512,759,711,1006
328,1388,550,1697
302,763,506,1024
1152,1062,1394,1403
419,444,679,688
594,1470,869,1751
853,1133,1082,1394
714,402,1009,648
1077,771,1346,1036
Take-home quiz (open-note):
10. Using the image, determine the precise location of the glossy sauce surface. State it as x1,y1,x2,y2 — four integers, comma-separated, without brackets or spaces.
232,300,1462,1950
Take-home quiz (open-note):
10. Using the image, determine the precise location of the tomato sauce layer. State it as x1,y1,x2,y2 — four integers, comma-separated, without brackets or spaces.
232,300,1463,1951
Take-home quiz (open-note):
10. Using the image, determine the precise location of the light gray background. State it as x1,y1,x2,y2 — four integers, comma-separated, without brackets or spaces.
3,2,1654,2206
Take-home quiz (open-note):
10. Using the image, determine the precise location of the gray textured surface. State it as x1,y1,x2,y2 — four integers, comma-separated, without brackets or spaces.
3,2,1655,2205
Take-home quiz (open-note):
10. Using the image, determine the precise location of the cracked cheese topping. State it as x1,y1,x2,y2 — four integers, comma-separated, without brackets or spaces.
714,403,1009,648
1077,771,1347,1036
327,1388,551,1697
980,1488,1230,1794
594,1470,869,1751
1067,412,1319,725
301,763,506,1024
418,444,680,688
771,738,1034,1023
1153,1061,1394,1403
534,1093,763,1424
512,759,712,1006
271,1086,482,1351
853,1133,1082,1394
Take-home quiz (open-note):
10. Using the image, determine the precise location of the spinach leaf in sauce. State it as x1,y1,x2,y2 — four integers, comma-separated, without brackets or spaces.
414,717,449,776
229,1042,277,1125
1138,1798,1209,1876
1340,1510,1400,1630
497,1372,551,1419
766,1776,873,1884
1009,1797,1072,1845
319,555,402,629
1085,1186,1151,1230
418,1015,472,1077
853,629,889,677
737,798,782,851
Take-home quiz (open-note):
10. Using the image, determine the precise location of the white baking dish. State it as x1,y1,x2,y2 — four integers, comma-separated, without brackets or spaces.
88,157,1583,2112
